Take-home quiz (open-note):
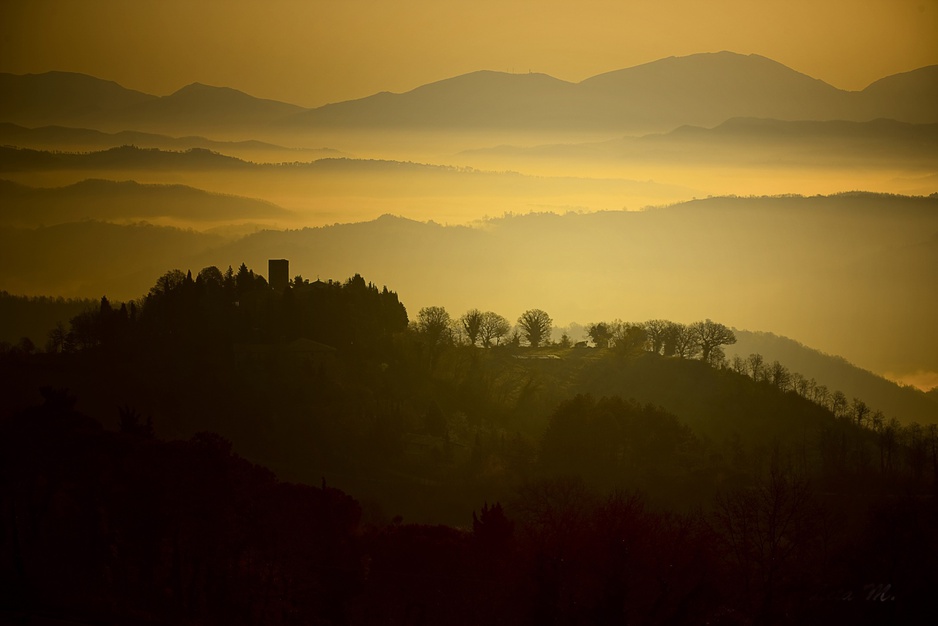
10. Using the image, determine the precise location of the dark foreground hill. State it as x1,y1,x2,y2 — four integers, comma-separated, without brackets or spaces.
2,264,936,624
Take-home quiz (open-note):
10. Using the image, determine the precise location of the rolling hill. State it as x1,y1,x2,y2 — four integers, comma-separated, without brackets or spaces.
726,330,938,425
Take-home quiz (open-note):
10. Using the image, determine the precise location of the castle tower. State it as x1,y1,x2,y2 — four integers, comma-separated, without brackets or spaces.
268,259,289,291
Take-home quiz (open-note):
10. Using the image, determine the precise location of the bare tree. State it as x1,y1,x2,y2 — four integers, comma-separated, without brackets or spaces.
792,373,810,398
812,384,829,408
518,309,552,348
768,361,791,391
690,319,737,364
669,323,699,359
643,319,671,354
417,306,452,371
831,391,848,418
611,321,647,354
417,306,452,344
851,398,871,428
479,311,510,347
460,309,484,346
748,353,765,382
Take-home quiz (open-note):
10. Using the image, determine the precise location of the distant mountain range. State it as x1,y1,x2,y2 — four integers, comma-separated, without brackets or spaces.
0,145,694,213
0,72,303,135
2,52,936,135
462,117,938,168
0,178,292,227
0,122,344,161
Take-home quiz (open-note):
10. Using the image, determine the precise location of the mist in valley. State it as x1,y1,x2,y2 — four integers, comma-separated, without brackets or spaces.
2,5,938,621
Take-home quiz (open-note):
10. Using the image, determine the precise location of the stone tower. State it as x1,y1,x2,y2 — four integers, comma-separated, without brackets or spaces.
268,259,289,291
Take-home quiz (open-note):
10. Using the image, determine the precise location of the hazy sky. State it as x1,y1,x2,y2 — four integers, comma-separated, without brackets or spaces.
2,0,936,107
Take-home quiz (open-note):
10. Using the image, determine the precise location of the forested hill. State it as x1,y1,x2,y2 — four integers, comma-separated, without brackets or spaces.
728,330,938,426
3,262,937,623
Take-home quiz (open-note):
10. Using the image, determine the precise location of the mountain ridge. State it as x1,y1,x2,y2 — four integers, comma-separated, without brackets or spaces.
3,52,936,135
0,177,292,227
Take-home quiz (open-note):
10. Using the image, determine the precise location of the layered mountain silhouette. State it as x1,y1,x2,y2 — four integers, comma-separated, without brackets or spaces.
0,74,302,134
0,145,251,171
3,52,936,135
0,70,154,127
0,178,292,227
0,145,693,214
462,117,938,167
0,122,343,160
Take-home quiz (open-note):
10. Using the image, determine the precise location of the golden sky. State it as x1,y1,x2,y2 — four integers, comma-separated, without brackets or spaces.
2,0,937,106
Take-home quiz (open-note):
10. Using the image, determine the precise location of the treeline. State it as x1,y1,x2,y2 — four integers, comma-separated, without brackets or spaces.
3,266,932,497
24,264,407,362
0,291,96,351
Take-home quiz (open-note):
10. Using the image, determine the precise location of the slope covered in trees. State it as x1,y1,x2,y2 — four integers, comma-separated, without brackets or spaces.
3,264,937,624
728,330,938,425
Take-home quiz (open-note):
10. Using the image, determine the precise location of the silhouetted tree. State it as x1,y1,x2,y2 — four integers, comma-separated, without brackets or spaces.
150,269,186,298
518,309,552,348
460,309,484,346
851,397,871,428
669,323,699,359
643,319,671,354
611,322,647,355
748,353,765,382
690,319,736,364
812,383,830,407
831,391,848,418
417,306,452,371
479,311,510,347
46,322,68,354
768,360,791,391
417,306,452,345
472,501,514,551
587,322,612,348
